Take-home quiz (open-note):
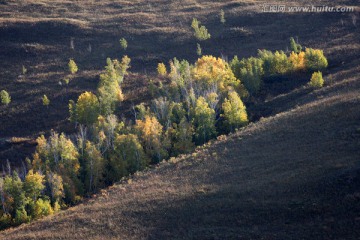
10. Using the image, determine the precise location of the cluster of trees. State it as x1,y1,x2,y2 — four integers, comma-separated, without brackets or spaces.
0,35,328,228
230,41,328,94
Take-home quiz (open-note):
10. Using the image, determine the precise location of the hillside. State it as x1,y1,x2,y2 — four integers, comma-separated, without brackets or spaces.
0,0,359,239
1,69,359,239
0,0,359,167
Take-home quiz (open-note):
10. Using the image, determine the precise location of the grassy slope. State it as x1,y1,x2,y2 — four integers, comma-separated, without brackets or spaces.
1,71,359,239
0,0,359,166
0,0,359,238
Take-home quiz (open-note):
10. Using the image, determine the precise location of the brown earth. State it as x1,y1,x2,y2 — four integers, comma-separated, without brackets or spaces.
0,0,359,238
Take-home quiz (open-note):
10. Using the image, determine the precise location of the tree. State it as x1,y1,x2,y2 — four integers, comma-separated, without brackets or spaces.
157,63,167,76
222,91,248,131
3,172,27,218
170,118,195,156
84,141,104,192
0,90,11,105
232,57,264,94
305,48,328,71
289,51,305,71
119,38,128,50
24,170,45,202
34,132,80,203
308,71,324,88
46,172,64,203
220,9,226,24
98,57,130,115
191,18,211,41
196,43,202,56
75,92,100,125
192,56,246,96
193,96,216,144
135,116,168,163
110,134,148,182
289,37,302,53
68,59,78,74
42,95,50,107
33,198,53,219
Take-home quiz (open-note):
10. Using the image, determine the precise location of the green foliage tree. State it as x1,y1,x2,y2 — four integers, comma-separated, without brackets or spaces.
68,59,78,74
84,141,104,193
110,134,148,182
34,132,80,203
289,37,302,53
119,38,128,50
231,56,264,94
24,170,45,202
46,172,64,204
191,18,211,41
170,118,195,156
3,172,28,218
0,90,11,105
308,71,324,88
98,57,130,116
33,198,53,219
222,91,248,131
304,48,328,71
193,96,216,144
75,92,100,125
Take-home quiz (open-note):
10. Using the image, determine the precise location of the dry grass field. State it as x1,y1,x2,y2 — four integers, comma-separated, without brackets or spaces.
0,0,359,238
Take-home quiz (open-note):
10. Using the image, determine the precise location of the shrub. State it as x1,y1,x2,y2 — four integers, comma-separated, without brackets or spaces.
220,9,226,24
289,37,302,53
119,38,128,50
42,95,50,107
157,63,167,76
191,18,211,41
68,59,78,74
304,48,328,71
0,90,11,105
309,71,324,88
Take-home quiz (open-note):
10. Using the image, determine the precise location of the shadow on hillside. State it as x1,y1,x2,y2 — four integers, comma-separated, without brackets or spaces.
125,170,360,240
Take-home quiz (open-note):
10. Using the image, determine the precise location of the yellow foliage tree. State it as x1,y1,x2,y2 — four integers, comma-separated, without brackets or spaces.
192,55,242,93
135,116,168,163
222,91,248,131
75,91,100,125
157,63,167,76
289,51,305,71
